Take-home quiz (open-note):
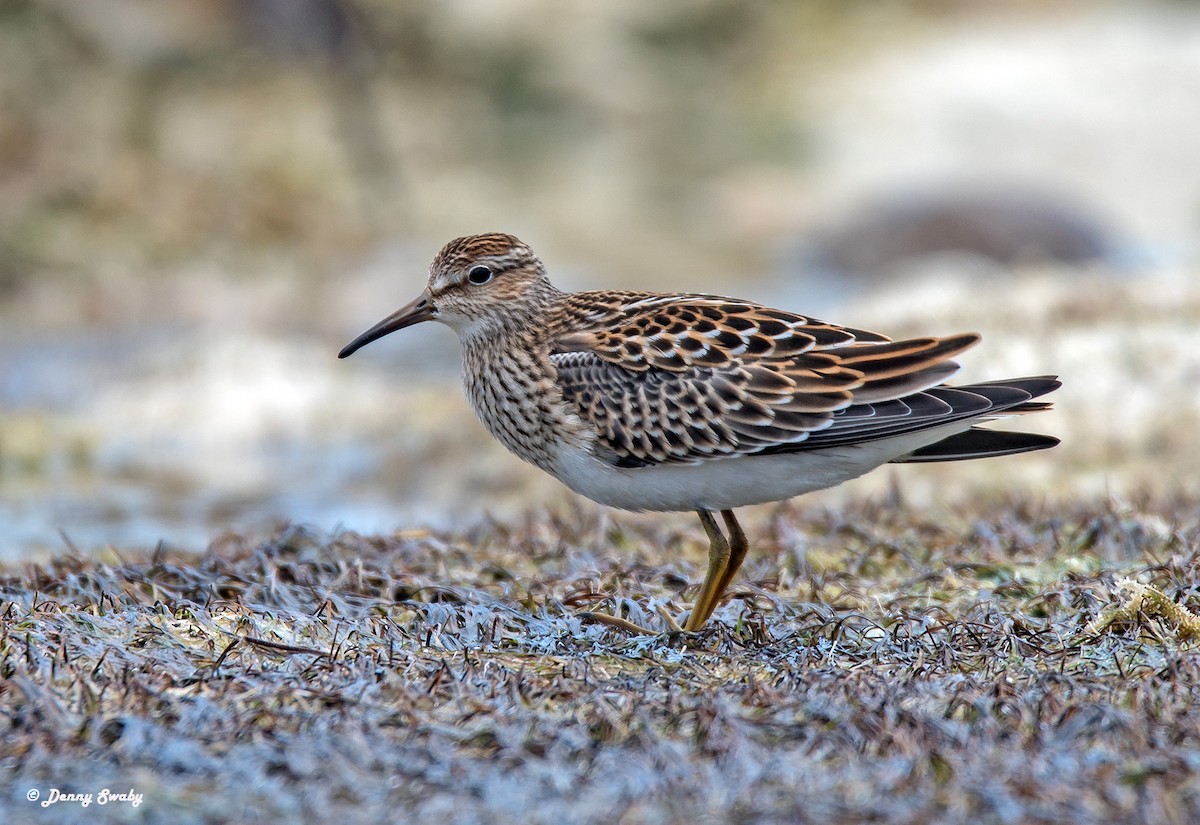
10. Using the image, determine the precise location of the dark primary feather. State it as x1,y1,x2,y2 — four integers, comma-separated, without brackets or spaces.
791,377,1061,451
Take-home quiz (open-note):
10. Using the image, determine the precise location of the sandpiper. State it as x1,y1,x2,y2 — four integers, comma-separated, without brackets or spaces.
340,233,1059,634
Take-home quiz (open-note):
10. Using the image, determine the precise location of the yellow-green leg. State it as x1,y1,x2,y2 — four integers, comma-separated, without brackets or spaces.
713,509,748,616
684,509,749,631
581,508,749,635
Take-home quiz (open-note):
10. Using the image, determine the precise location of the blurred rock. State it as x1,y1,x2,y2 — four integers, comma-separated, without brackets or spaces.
797,186,1118,280
238,0,352,59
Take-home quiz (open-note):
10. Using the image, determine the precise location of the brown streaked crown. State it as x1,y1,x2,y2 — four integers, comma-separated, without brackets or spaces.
432,233,539,276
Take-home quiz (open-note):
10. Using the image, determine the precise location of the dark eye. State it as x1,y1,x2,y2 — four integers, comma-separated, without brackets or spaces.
467,265,493,285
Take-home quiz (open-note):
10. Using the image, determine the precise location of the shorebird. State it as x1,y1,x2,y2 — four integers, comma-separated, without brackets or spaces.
339,233,1059,634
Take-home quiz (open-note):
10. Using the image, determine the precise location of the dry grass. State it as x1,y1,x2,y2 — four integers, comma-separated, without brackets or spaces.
3,494,1199,824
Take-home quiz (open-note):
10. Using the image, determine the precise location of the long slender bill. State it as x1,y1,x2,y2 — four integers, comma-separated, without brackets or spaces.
338,292,434,358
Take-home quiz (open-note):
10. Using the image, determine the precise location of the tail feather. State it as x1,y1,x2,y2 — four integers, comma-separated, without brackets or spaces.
892,427,1061,463
889,375,1061,462
753,374,1060,459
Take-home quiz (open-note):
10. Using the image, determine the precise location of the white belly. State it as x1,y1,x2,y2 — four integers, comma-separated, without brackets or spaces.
550,421,975,512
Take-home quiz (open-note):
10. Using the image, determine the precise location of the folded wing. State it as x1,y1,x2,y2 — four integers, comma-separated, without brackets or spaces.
549,293,1041,469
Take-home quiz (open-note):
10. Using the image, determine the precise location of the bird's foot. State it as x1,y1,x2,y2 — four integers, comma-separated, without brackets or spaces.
580,604,685,635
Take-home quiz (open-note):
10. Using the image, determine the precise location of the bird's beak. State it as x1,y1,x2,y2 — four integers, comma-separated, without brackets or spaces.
338,291,435,358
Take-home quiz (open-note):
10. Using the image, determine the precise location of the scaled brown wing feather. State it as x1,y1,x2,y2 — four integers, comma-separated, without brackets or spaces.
549,292,981,468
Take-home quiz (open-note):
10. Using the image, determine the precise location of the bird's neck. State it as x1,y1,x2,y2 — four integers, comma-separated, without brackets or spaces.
459,314,585,475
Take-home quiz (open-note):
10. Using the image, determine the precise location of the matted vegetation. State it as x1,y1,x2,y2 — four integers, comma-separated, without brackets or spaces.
3,494,1198,824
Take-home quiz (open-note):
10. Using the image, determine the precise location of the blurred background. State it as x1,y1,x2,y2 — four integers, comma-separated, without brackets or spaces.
2,0,1199,559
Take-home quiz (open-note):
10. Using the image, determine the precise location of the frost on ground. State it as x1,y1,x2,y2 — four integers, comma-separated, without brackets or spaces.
3,495,1199,824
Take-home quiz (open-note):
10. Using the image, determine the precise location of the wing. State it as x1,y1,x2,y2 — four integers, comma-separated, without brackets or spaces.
549,292,982,468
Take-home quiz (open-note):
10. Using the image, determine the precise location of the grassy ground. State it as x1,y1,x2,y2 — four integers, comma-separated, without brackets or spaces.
3,493,1199,824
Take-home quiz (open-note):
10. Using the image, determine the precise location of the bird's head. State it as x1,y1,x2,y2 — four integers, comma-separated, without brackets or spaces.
338,233,553,357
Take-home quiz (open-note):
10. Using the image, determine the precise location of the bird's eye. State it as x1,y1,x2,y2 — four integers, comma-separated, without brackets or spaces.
467,265,493,285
